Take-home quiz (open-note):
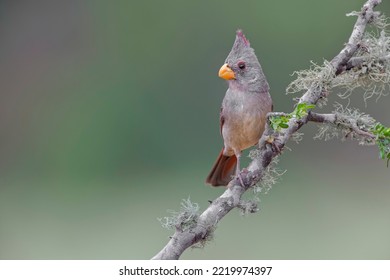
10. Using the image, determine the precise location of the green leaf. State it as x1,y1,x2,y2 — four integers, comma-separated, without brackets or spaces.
293,103,316,119
279,123,289,128
371,122,390,167
269,102,315,132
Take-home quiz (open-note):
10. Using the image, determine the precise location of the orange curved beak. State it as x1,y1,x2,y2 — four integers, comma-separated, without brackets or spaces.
218,64,235,80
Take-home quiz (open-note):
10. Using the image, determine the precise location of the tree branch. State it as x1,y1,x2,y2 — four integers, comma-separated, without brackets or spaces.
152,0,383,260
308,112,376,139
333,0,382,75
346,54,390,70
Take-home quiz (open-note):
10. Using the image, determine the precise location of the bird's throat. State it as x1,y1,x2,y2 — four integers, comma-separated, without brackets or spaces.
228,79,248,92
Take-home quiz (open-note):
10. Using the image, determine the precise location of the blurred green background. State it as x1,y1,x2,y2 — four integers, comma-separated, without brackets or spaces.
0,0,389,259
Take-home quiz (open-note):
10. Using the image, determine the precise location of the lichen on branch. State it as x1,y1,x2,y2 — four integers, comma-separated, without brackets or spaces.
287,13,390,103
158,197,200,232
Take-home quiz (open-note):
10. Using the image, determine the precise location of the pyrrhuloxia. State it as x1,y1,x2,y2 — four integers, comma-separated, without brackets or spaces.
206,30,273,187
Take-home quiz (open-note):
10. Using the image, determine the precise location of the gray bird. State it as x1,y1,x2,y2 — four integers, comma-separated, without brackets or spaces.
206,30,273,187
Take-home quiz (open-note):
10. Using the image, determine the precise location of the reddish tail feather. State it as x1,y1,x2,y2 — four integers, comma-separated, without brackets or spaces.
206,149,237,187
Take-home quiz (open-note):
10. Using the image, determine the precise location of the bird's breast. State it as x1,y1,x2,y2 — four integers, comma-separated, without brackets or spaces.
221,89,271,154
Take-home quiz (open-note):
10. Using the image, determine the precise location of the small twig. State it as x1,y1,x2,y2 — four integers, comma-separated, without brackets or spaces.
308,112,376,139
346,54,390,70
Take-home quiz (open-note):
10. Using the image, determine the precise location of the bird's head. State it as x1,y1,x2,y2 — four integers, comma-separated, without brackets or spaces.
218,30,269,93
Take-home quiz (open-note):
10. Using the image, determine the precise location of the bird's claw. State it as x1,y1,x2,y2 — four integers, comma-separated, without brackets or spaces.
236,169,249,188
266,135,282,154
237,173,246,188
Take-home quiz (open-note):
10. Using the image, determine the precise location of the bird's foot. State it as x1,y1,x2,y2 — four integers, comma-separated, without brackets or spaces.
236,168,249,188
266,135,282,154
237,173,245,187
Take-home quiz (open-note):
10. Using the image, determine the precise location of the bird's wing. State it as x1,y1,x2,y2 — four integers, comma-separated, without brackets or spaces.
219,106,225,135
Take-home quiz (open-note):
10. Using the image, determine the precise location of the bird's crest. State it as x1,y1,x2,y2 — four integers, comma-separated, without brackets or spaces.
234,29,250,48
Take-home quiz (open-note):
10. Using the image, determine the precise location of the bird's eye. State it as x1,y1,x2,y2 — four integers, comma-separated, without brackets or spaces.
238,61,246,70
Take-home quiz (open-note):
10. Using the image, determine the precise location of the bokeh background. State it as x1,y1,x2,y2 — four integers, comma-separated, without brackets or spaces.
1,0,389,259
